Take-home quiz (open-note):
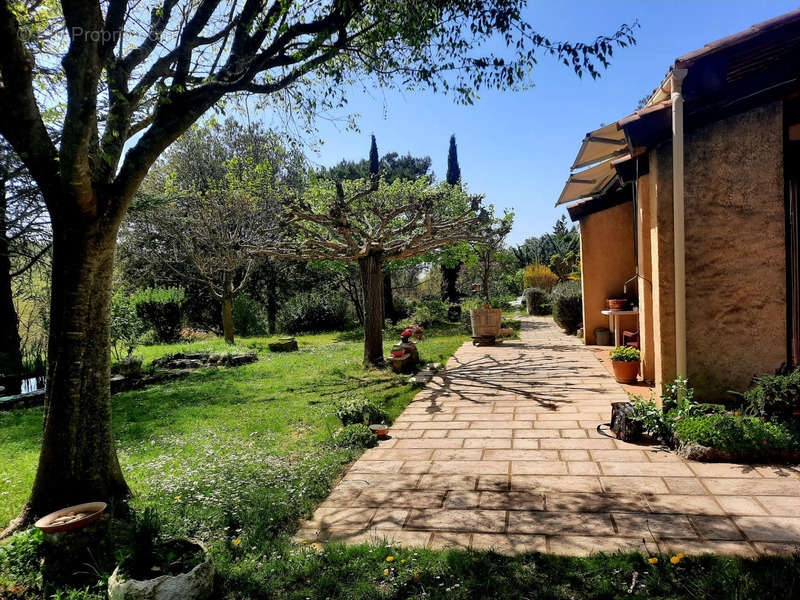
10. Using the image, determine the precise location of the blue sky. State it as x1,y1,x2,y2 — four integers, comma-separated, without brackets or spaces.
272,1,799,246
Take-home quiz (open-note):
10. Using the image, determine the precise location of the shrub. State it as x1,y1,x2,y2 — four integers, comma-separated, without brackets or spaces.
523,287,550,316
132,287,185,342
392,296,414,320
277,292,348,333
332,424,377,449
673,413,797,454
629,396,673,443
414,298,449,326
609,346,640,362
551,280,582,334
335,396,387,426
0,528,43,587
110,287,146,360
232,295,267,337
523,263,558,292
740,368,800,421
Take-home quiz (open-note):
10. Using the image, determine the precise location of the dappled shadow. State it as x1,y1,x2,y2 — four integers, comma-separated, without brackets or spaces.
406,319,628,413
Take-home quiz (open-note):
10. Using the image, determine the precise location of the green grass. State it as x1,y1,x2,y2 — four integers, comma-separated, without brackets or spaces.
0,326,466,597
3,322,800,599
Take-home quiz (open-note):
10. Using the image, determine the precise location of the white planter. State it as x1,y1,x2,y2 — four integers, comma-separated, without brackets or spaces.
108,542,214,600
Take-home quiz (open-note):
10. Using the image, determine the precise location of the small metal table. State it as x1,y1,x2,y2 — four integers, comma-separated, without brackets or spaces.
601,308,639,346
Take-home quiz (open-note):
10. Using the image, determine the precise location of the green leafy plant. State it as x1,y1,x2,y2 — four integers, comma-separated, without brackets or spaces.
628,396,673,443
609,346,640,362
551,280,582,334
673,413,797,454
110,287,146,361
0,528,43,588
523,287,550,316
131,287,185,342
232,296,267,337
277,292,348,334
414,298,449,326
661,376,694,413
738,368,800,421
332,424,377,449
335,396,387,426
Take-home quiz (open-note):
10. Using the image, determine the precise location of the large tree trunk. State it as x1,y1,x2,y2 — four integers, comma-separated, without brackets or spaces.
7,214,129,532
0,184,23,395
358,253,384,366
382,268,394,322
221,274,235,345
441,264,461,303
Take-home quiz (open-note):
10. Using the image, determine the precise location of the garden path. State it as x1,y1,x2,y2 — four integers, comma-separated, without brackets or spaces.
297,317,800,556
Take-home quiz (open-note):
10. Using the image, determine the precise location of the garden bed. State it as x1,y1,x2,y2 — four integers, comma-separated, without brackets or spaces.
625,376,800,464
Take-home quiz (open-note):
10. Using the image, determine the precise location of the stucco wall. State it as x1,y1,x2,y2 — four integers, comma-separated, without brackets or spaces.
683,101,786,399
646,101,786,399
579,201,637,345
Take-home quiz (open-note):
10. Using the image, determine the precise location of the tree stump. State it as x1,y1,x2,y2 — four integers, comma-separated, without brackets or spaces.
41,514,114,592
268,338,298,352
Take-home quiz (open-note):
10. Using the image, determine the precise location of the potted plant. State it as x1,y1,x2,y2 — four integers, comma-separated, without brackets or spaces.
400,328,414,343
609,345,641,383
108,508,214,600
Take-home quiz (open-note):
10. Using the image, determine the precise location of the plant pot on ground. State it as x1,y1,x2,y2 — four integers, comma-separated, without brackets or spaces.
108,538,213,600
609,346,641,383
108,507,214,600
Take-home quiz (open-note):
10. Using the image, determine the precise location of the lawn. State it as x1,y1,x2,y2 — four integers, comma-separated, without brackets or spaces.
0,326,465,594
3,323,800,599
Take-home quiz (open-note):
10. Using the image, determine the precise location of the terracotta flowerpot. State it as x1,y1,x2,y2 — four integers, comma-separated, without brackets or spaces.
35,502,107,533
607,299,628,311
611,360,640,383
370,424,389,439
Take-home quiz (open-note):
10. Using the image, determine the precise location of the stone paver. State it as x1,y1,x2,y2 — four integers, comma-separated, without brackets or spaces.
298,317,800,556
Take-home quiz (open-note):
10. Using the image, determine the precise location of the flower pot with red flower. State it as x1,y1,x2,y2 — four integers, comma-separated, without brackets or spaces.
609,346,641,383
401,328,414,343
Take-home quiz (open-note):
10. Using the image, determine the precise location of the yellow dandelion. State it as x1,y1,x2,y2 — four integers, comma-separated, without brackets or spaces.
386,556,394,562
383,568,389,576
676,552,684,559
401,559,406,564
471,557,479,562
311,542,319,548
174,496,181,501
648,557,658,564
233,538,241,546
670,556,681,564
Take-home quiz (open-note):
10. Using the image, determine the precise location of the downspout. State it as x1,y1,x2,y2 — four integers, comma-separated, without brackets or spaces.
671,68,689,377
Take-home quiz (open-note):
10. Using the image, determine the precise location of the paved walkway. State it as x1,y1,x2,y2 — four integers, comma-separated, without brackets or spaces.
298,317,800,556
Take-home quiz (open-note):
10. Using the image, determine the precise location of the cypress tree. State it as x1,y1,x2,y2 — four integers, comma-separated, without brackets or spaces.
442,134,463,301
369,134,379,176
446,134,460,185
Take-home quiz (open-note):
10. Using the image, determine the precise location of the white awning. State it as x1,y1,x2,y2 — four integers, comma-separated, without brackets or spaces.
556,158,623,206
571,122,629,170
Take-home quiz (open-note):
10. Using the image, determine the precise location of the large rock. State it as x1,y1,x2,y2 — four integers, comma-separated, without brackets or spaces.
268,338,298,352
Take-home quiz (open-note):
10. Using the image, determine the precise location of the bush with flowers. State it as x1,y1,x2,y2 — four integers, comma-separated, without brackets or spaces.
629,375,800,460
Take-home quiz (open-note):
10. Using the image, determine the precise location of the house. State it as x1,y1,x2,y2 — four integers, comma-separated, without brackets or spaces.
558,9,800,400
